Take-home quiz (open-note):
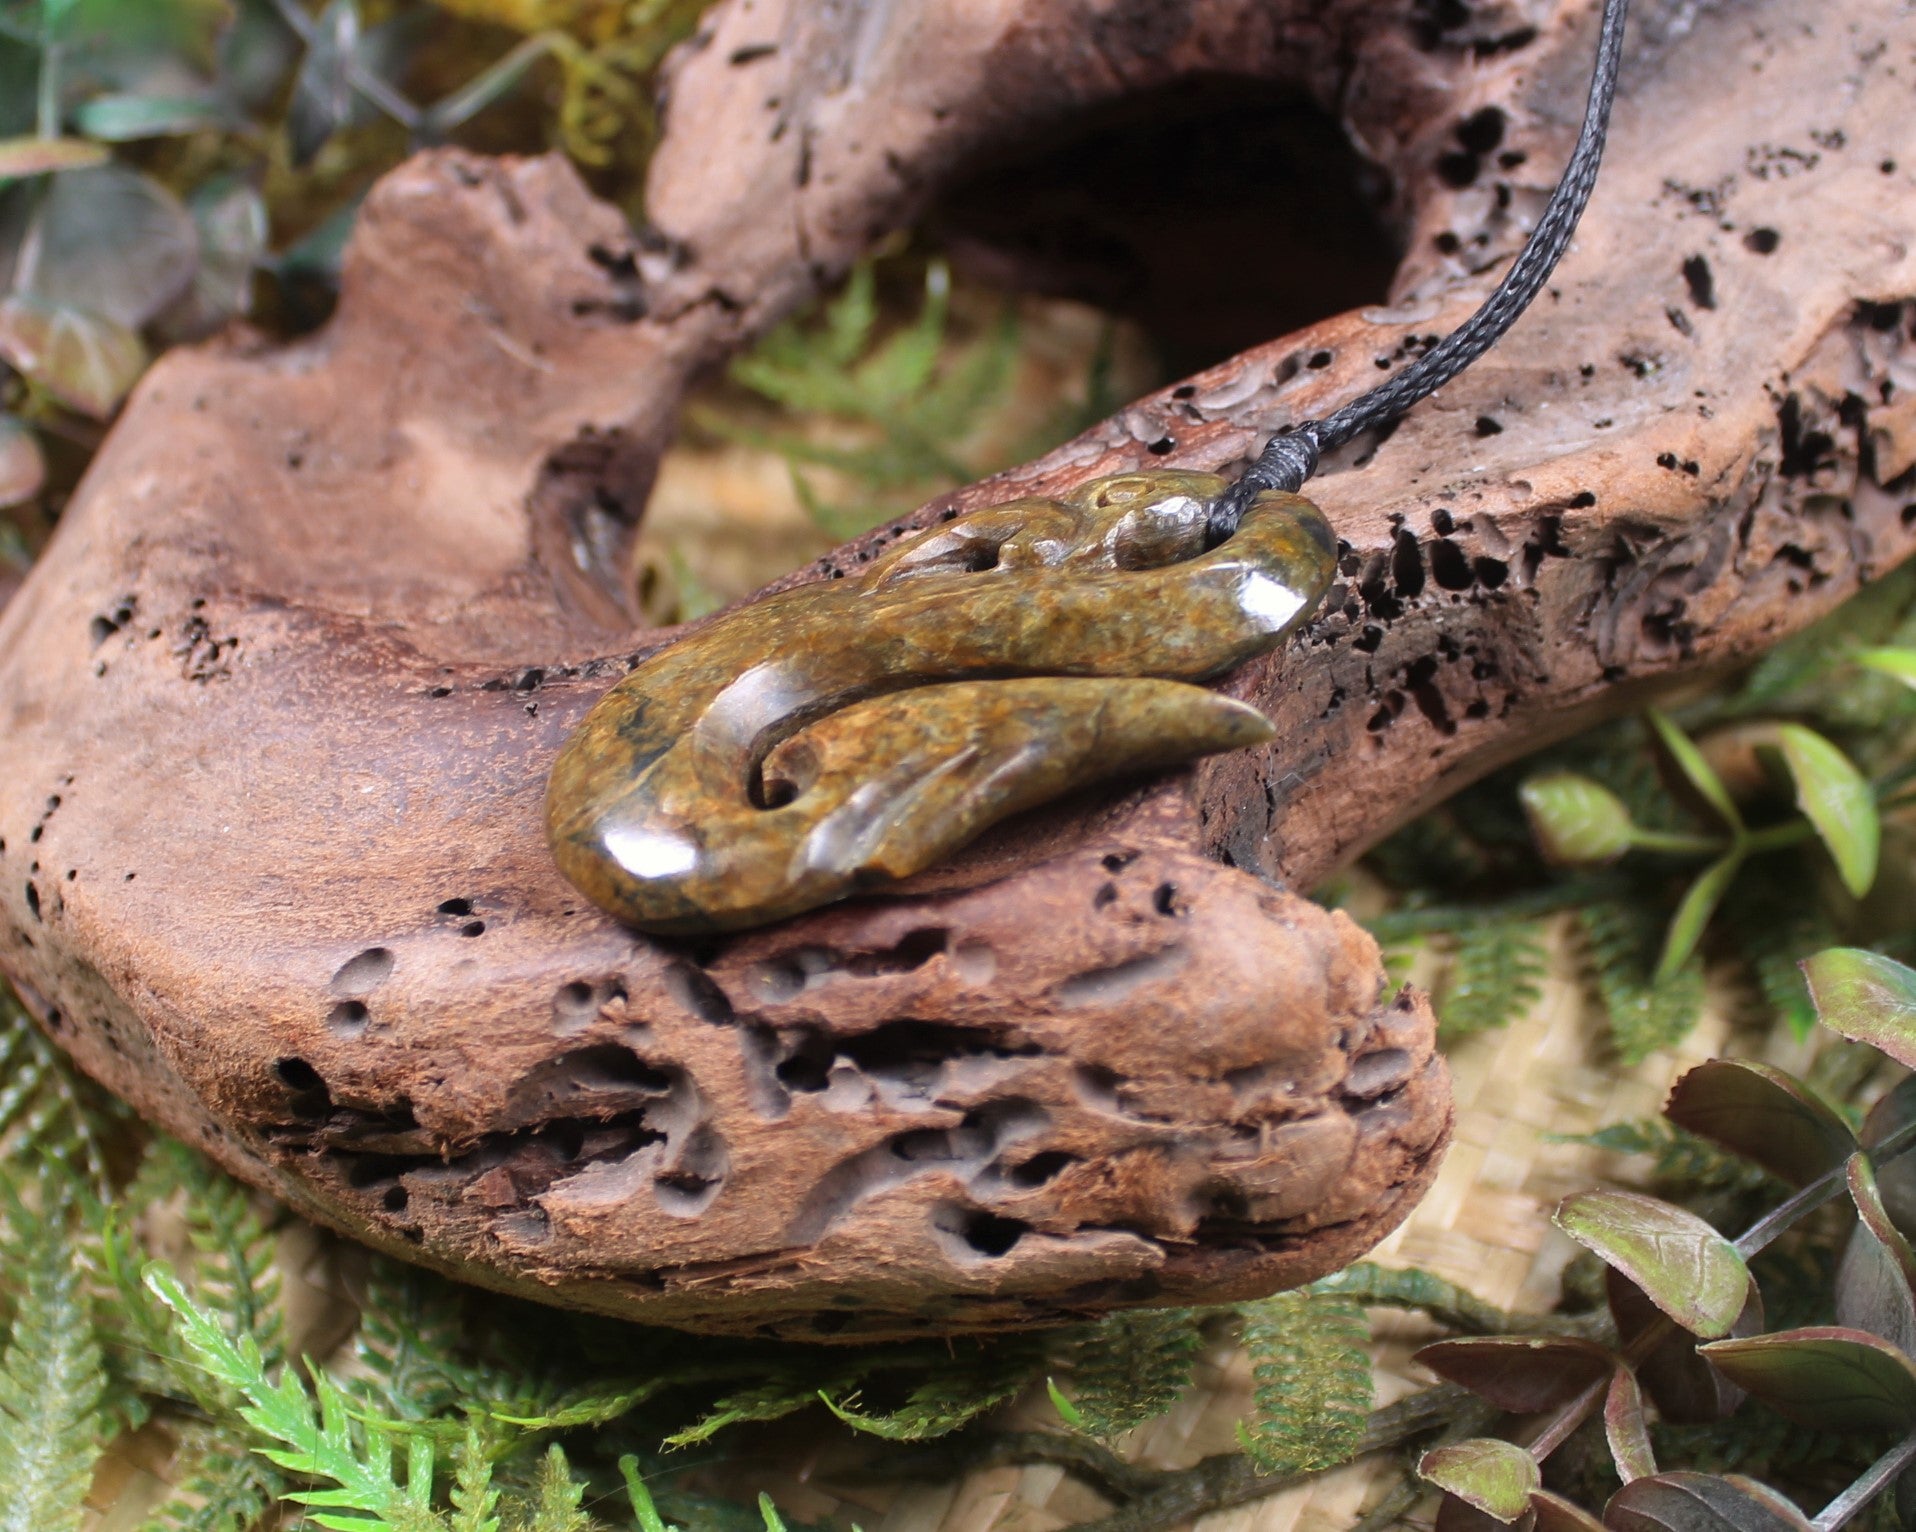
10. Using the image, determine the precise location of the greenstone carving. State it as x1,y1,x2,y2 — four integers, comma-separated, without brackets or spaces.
546,470,1335,933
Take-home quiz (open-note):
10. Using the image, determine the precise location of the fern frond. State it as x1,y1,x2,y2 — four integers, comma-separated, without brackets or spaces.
137,1425,282,1532
820,262,879,369
1570,1118,1779,1200
1436,913,1549,1040
356,1259,481,1422
1312,1264,1521,1336
0,1191,108,1532
1727,557,1916,721
1578,898,1706,1062
708,257,1034,540
1363,811,1494,895
1719,874,1842,1041
1236,1291,1372,1474
161,1140,286,1368
519,1444,591,1532
663,1364,867,1448
0,983,122,1196
144,1265,431,1532
821,1338,1044,1442
95,1202,207,1413
1055,1308,1204,1440
488,1379,662,1433
448,1419,503,1532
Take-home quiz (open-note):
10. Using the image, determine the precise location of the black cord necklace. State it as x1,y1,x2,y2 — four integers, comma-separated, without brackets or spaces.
545,0,1634,936
1208,0,1631,540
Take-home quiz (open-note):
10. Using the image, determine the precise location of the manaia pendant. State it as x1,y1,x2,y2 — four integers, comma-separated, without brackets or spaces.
545,470,1335,934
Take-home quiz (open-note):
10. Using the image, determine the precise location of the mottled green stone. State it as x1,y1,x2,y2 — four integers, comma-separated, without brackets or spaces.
546,470,1335,933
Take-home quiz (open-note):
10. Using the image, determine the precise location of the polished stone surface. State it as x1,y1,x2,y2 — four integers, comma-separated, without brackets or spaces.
547,471,1335,933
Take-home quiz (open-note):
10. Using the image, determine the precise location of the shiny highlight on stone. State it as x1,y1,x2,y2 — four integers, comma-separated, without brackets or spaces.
546,471,1336,933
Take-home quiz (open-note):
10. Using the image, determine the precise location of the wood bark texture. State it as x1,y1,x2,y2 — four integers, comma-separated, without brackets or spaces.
0,0,1910,1338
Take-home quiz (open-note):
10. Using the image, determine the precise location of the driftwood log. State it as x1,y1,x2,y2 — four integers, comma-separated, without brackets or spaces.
0,0,1911,1339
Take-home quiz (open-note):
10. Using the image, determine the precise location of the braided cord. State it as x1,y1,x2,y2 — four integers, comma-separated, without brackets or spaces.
1211,0,1632,535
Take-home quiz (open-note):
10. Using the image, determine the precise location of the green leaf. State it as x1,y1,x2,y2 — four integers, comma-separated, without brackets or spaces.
1554,1190,1750,1337
0,295,146,417
1519,772,1636,865
0,135,107,177
1413,1336,1614,1413
1646,709,1744,832
1858,646,1916,690
1237,1290,1371,1473
758,1494,787,1532
1604,1472,1812,1531
1768,723,1878,896
1580,900,1707,1062
1803,948,1916,1068
1437,913,1549,1040
1045,1376,1084,1428
1662,1058,1857,1188
0,411,44,508
1604,1367,1656,1483
1699,1327,1916,1432
710,253,1037,544
0,1200,107,1532
1312,1263,1515,1336
1418,1438,1539,1522
1054,1307,1203,1439
821,261,877,369
1655,852,1742,983
72,91,227,140
11,163,197,327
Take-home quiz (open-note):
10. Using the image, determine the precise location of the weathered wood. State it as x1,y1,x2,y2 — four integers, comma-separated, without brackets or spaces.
0,0,1909,1336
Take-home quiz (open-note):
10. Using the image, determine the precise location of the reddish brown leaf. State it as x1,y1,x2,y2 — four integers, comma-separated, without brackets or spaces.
1607,1269,1761,1423
1531,1491,1604,1531
1604,1472,1812,1530
1838,1154,1916,1352
1416,1336,1616,1414
1699,1326,1916,1432
1663,1059,1855,1188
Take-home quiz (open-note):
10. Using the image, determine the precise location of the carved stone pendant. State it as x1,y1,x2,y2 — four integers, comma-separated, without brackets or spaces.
547,470,1336,933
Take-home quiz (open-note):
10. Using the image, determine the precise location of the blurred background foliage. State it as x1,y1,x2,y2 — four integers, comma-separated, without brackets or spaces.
0,0,1156,625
